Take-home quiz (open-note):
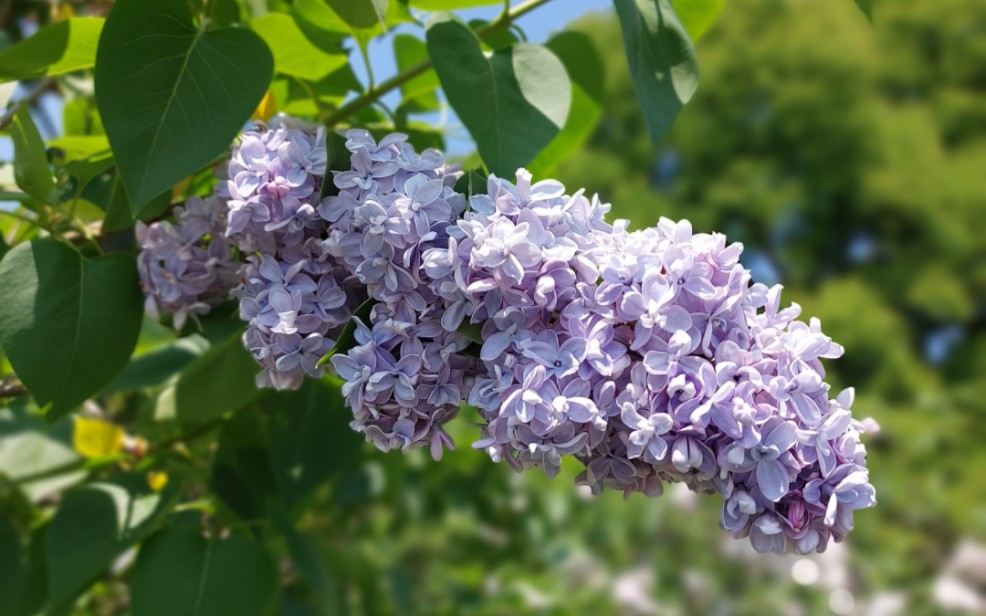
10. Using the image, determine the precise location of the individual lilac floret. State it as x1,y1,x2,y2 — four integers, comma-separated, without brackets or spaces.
136,194,239,330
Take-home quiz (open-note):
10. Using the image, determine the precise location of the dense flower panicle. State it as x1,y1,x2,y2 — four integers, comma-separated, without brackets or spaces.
136,194,239,330
136,122,875,554
321,130,474,458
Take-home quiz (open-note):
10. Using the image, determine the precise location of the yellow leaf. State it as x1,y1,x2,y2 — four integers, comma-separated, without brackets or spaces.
147,471,169,492
252,89,276,123
73,416,124,458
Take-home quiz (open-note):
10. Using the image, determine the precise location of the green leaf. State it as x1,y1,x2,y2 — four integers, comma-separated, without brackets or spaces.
425,13,571,177
0,402,84,503
319,131,353,199
101,176,173,233
10,106,55,207
0,239,143,419
211,409,278,521
854,0,874,22
94,0,273,208
269,505,343,615
104,334,209,393
409,0,500,8
670,0,725,41
527,31,605,178
0,18,103,83
0,519,26,616
14,527,50,616
154,331,264,424
269,379,363,508
293,0,350,45
251,13,348,82
131,525,278,616
325,0,389,30
613,0,699,145
453,168,488,197
46,473,180,610
394,34,440,112
316,298,376,368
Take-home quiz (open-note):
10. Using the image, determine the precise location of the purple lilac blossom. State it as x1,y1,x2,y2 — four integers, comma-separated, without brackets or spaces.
224,118,358,390
139,119,875,554
136,194,239,331
323,130,475,460
419,168,876,554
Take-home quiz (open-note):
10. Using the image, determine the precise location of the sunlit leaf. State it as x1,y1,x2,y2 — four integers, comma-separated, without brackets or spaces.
670,0,725,41
0,18,103,83
251,13,348,82
10,106,55,208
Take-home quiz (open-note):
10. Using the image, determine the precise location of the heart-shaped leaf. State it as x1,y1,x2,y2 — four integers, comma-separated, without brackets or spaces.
614,0,699,145
250,13,348,82
131,526,277,616
94,0,273,209
426,13,571,177
0,239,143,419
0,18,103,83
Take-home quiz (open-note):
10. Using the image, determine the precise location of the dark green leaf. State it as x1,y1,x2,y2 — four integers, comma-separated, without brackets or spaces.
456,320,484,345
0,239,143,419
426,13,571,176
0,18,103,83
251,13,348,82
319,131,352,200
46,473,180,610
0,519,26,616
131,525,278,616
613,0,699,145
154,330,264,424
211,409,277,522
10,105,55,207
528,31,605,177
270,505,343,615
854,0,874,22
468,18,519,51
95,0,273,208
669,0,725,41
14,527,49,616
453,168,488,197
269,379,363,508
394,34,439,113
316,298,376,367
102,176,173,233
104,334,209,393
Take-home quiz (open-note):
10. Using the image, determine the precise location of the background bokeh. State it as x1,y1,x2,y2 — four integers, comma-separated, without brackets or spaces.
1,0,984,614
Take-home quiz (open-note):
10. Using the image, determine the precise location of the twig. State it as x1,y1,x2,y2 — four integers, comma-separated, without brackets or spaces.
323,0,557,128
0,77,56,131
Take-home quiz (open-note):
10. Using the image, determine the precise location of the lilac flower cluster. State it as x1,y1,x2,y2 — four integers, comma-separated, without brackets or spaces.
136,123,875,553
136,194,239,330
223,119,358,390
418,170,876,554
322,131,476,459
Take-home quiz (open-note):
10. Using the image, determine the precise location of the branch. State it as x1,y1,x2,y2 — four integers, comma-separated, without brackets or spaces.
324,0,557,127
0,77,56,132
0,377,28,399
